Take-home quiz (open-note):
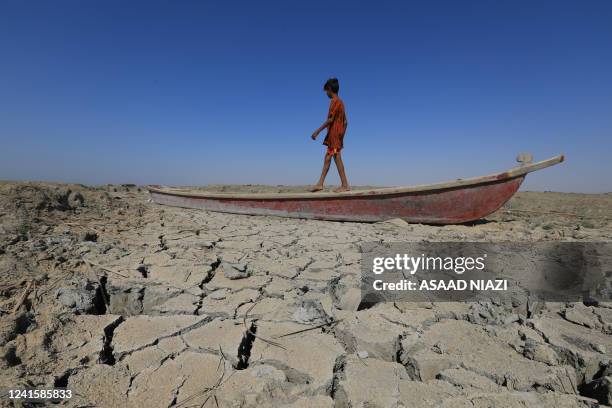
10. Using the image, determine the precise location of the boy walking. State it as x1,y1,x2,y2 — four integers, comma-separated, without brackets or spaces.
310,78,350,192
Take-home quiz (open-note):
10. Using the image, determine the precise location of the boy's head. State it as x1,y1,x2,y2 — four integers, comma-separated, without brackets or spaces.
323,78,339,98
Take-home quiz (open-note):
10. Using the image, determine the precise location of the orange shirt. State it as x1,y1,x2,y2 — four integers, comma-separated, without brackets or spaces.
323,97,346,150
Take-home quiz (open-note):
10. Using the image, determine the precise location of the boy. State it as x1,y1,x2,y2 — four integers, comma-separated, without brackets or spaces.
310,78,350,192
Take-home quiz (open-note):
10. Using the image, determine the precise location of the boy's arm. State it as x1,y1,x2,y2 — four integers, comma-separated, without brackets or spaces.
311,118,333,140
312,99,339,140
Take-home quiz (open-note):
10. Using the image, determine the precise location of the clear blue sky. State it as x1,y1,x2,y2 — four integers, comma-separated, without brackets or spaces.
1,1,611,192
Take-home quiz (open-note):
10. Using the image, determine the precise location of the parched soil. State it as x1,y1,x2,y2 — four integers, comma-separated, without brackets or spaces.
0,181,611,407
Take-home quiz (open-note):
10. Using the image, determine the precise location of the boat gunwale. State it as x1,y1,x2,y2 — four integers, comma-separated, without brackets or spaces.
147,154,564,200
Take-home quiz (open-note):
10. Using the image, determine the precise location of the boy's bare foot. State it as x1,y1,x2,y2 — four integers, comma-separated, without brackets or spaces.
333,186,350,192
309,185,324,192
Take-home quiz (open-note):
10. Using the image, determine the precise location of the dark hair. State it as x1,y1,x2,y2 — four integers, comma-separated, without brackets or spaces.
323,78,339,94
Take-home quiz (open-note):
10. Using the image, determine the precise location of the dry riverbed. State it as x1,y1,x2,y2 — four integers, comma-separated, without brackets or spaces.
0,182,611,407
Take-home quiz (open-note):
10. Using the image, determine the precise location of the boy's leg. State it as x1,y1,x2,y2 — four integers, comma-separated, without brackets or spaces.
310,152,332,192
333,151,350,192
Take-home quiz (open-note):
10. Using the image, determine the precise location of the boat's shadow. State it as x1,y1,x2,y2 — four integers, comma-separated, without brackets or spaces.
460,218,495,227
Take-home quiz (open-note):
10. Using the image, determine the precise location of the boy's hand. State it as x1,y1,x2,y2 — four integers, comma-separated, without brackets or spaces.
311,131,319,140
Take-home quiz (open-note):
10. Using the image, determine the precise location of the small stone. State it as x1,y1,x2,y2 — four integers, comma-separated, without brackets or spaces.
221,262,250,280
292,299,328,324
209,289,228,300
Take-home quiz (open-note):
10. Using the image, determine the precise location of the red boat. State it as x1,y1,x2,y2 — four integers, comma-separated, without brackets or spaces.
148,155,564,224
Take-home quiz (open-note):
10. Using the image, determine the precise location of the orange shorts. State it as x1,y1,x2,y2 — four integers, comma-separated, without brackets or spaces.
326,147,341,156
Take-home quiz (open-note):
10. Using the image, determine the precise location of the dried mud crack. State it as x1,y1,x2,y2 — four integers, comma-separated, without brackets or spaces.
0,182,610,407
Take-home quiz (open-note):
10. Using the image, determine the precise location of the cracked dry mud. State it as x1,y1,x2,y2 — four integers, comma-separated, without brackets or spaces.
0,181,611,407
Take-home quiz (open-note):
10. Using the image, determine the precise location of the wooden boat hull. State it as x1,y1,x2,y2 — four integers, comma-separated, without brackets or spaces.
150,177,523,223
148,155,563,224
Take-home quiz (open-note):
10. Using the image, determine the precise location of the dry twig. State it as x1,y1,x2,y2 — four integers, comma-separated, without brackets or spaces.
11,281,34,315
273,319,343,339
242,302,286,350
82,258,128,278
